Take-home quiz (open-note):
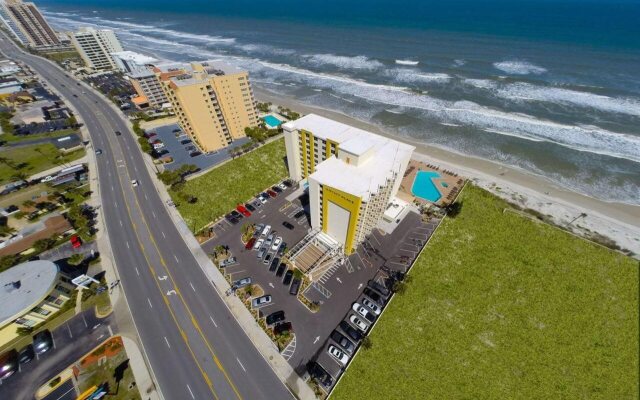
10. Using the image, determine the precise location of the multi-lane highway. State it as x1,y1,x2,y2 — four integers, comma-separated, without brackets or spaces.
0,34,293,400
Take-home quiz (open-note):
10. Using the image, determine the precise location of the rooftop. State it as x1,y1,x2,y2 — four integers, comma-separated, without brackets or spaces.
0,260,59,327
111,51,157,66
163,60,247,87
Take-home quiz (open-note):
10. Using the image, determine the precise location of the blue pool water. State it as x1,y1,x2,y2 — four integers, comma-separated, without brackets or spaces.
263,115,283,128
411,171,442,202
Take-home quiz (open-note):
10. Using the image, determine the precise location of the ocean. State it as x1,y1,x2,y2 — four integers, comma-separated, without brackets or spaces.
35,0,640,204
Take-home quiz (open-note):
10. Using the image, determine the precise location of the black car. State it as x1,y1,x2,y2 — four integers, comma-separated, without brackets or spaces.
282,270,293,285
115,130,122,136
282,221,294,230
190,151,202,157
308,362,333,387
363,287,383,305
245,203,256,212
261,192,270,199
330,330,355,355
339,320,363,342
265,310,285,326
278,243,287,257
18,345,34,364
276,263,286,277
273,322,292,335
293,210,305,219
0,349,18,380
272,186,283,193
32,330,53,355
269,257,280,272
230,210,243,219
282,180,292,188
368,280,391,297
289,278,301,295
224,213,238,224
180,139,192,145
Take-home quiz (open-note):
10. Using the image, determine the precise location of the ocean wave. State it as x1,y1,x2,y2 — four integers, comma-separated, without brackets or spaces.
304,54,383,70
493,61,547,75
453,59,466,67
463,79,497,89
392,69,451,84
395,59,419,66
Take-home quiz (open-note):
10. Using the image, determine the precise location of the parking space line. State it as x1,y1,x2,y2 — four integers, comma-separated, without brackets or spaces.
187,384,195,399
147,298,153,308
164,336,171,348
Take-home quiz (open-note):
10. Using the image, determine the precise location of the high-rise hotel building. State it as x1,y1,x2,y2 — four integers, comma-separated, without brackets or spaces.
284,114,414,254
156,61,258,153
0,0,60,48
70,27,123,71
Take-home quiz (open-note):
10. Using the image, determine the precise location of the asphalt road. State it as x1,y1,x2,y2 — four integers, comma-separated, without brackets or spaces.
0,309,114,400
0,35,292,400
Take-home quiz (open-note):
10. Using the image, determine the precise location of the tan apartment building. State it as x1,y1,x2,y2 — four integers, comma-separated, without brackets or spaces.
0,0,60,48
155,61,258,152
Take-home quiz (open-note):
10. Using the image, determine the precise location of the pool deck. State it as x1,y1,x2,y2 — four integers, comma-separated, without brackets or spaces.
260,112,289,129
399,159,464,207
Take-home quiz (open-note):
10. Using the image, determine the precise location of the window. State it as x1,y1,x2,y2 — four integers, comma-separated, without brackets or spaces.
32,307,51,316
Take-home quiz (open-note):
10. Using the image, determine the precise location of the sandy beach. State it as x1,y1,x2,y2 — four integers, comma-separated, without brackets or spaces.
255,87,640,256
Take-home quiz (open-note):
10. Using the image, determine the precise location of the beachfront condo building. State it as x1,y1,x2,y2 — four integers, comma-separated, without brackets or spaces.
0,0,60,48
129,68,170,108
111,51,157,74
70,27,123,71
156,61,258,152
284,114,414,254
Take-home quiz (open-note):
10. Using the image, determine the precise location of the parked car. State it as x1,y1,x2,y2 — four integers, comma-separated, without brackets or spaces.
339,320,363,343
271,185,282,193
368,280,391,297
308,362,333,387
233,277,251,289
277,243,287,256
330,330,355,355
363,287,383,305
294,210,305,219
265,310,285,326
289,278,301,295
245,203,256,212
282,180,292,188
261,225,271,236
180,139,191,145
278,183,287,190
352,303,376,323
362,297,382,315
236,205,251,217
32,330,53,354
245,237,256,250
267,190,277,198
282,270,293,285
190,151,202,157
230,210,243,219
263,254,272,265
271,236,282,251
17,345,34,365
327,345,349,366
257,248,266,259
261,191,270,199
282,221,294,230
70,235,82,249
276,263,286,277
258,196,267,204
349,315,369,332
265,234,274,248
219,257,237,268
254,223,264,236
273,322,292,335
269,257,280,272
253,238,264,250
251,295,272,308
0,350,18,380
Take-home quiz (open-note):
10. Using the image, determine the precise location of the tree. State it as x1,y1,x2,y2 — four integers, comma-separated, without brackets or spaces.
392,280,407,295
22,199,36,208
361,336,373,350
0,254,20,272
293,268,303,280
67,253,84,266
33,237,56,253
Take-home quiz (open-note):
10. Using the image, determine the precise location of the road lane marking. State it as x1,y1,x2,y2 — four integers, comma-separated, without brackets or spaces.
162,231,166,238
174,254,179,263
190,282,196,292
236,358,246,372
126,241,130,249
152,211,156,219
209,315,218,328
66,323,72,338
187,384,195,399
144,194,148,200
135,267,140,276
164,336,171,348
147,298,153,308
120,220,123,227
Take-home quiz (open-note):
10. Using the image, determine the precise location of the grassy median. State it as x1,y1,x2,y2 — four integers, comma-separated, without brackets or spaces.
0,143,85,184
172,138,288,232
332,185,638,400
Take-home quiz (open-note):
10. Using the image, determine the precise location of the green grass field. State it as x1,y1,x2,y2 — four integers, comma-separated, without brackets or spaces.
173,139,288,231
332,185,638,400
0,144,85,184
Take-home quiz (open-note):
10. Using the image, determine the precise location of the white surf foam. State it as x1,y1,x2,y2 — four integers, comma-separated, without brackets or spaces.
392,69,452,84
493,61,547,75
304,54,383,70
395,59,419,66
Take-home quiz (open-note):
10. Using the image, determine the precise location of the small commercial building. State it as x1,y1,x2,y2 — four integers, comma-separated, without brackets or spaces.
0,260,75,347
284,114,414,255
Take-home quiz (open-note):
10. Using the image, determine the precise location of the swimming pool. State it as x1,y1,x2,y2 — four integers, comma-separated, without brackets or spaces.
411,171,442,203
263,115,283,128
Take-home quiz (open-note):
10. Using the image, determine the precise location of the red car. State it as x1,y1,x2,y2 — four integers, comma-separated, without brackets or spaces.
236,205,251,217
145,132,157,138
267,190,277,198
245,237,256,250
70,235,82,249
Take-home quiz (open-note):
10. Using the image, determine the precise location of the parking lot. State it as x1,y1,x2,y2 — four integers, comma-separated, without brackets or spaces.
148,123,252,172
200,181,442,391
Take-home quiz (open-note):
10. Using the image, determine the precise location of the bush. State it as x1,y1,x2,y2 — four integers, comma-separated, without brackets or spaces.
138,136,152,153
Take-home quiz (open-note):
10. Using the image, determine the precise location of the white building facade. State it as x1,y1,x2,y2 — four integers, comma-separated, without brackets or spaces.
70,27,123,70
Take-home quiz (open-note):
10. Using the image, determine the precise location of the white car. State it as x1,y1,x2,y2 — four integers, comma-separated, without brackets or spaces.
258,196,267,204
352,303,373,320
327,345,349,366
349,315,368,332
253,238,264,250
278,183,287,190
362,298,381,315
261,225,271,236
271,236,282,251
41,175,55,183
131,179,139,187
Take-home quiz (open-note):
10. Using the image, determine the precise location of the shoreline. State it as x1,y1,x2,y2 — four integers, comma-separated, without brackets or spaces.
254,87,640,255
